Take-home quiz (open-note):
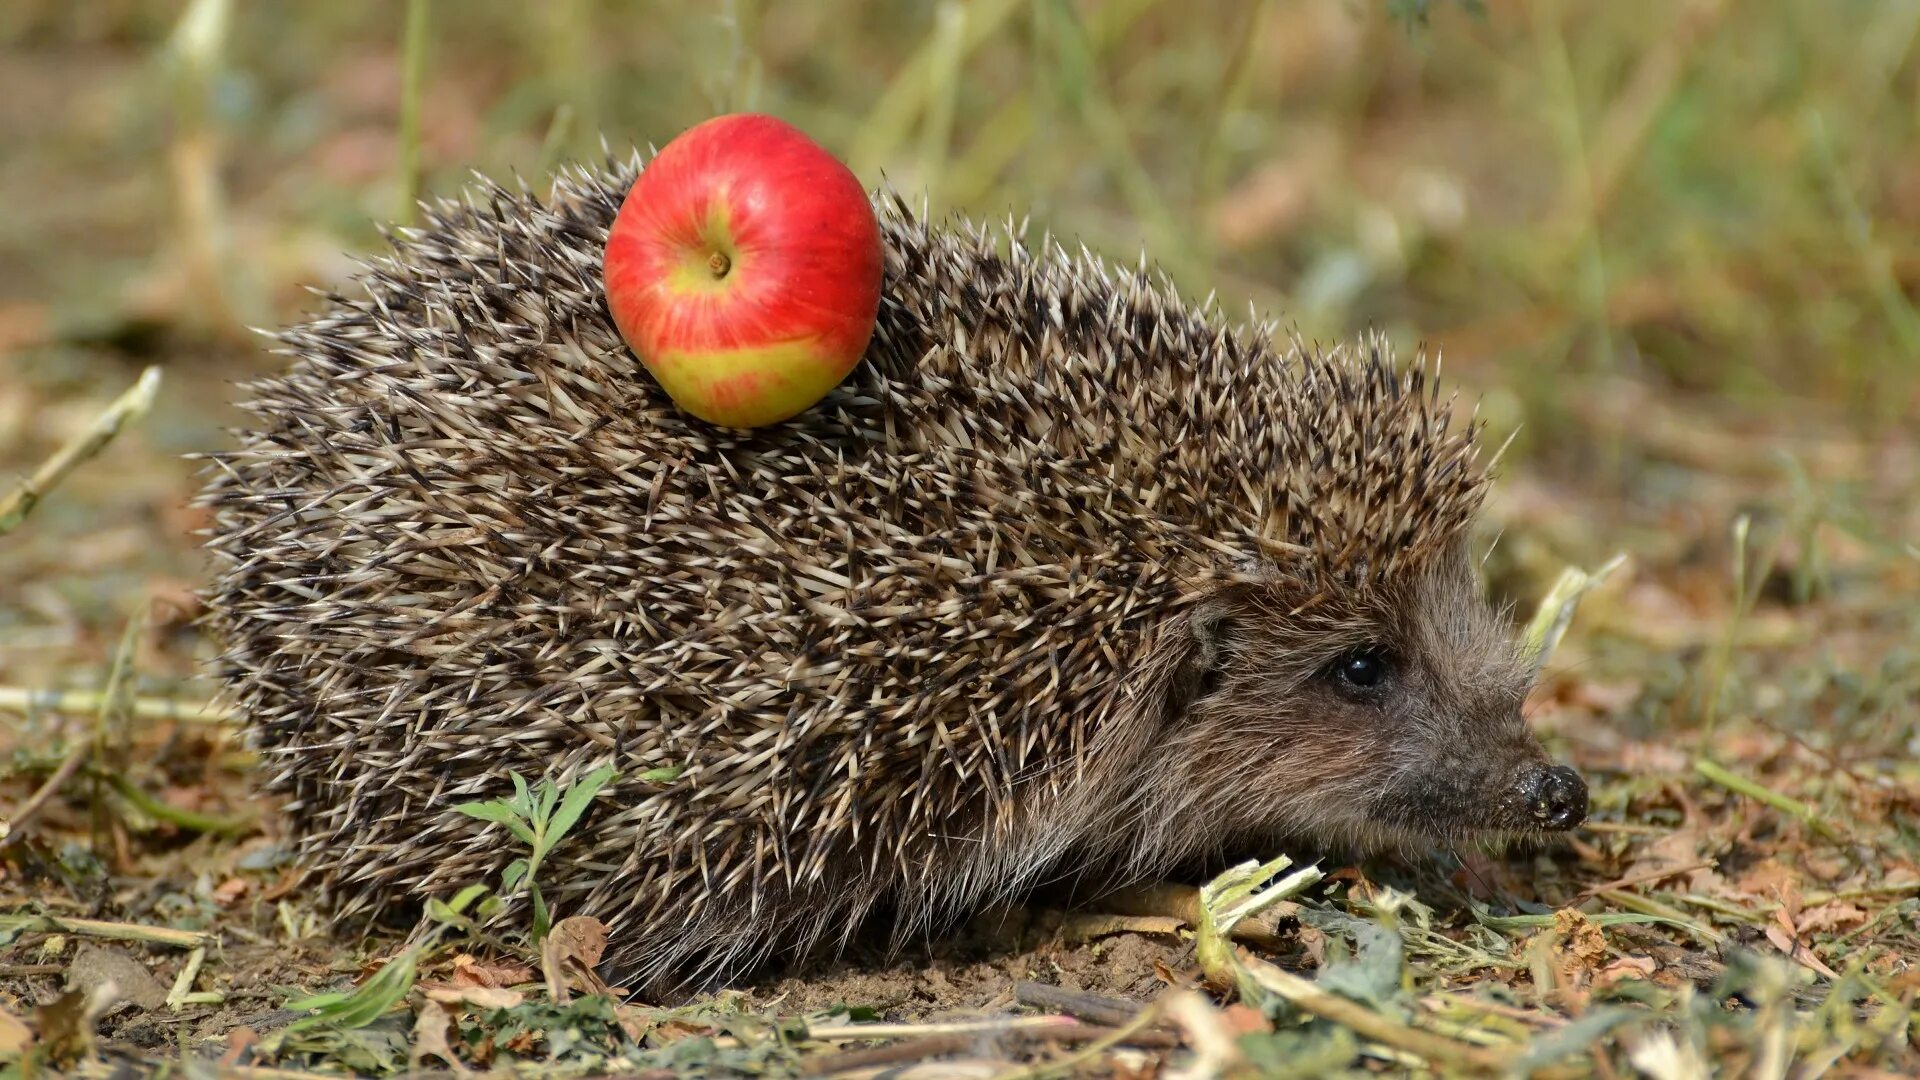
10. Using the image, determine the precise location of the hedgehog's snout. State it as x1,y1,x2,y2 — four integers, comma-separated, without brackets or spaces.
1519,764,1588,830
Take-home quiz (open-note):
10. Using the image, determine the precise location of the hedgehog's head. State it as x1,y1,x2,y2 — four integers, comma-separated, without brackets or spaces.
1132,345,1585,859
1160,543,1585,857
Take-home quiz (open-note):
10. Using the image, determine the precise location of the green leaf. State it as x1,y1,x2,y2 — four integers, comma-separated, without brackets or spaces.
1513,1007,1644,1071
451,800,519,825
508,771,532,812
637,765,684,784
504,819,537,847
283,990,352,1011
531,886,550,944
271,1023,409,1074
534,777,560,830
286,945,421,1032
1314,921,1407,1016
427,883,492,927
548,764,618,847
501,858,529,895
424,898,471,928
445,882,491,915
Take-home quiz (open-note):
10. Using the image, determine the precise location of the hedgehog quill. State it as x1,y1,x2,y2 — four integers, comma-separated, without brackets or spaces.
200,155,1587,986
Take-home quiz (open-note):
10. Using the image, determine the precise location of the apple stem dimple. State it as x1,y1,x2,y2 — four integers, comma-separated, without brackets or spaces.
708,251,732,278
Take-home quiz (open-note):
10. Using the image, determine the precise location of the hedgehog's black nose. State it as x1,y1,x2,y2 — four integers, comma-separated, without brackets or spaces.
1525,765,1588,830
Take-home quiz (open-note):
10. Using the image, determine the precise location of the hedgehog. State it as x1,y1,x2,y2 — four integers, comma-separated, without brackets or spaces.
198,153,1588,986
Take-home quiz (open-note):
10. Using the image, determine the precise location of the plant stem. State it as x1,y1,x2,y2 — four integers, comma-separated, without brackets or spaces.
1694,758,1843,841
0,741,88,849
849,0,1025,181
1239,950,1514,1074
0,914,213,950
0,367,160,536
1192,0,1269,225
397,0,431,225
102,772,254,836
0,686,232,725
917,1,967,206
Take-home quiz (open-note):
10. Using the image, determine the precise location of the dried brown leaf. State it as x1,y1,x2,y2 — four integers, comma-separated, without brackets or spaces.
218,1027,258,1066
35,987,115,1067
1763,920,1838,980
541,915,613,1003
212,877,248,906
0,1006,31,1055
1218,1002,1272,1036
420,982,525,1011
450,955,535,989
1593,955,1658,991
1794,901,1867,935
410,998,469,1074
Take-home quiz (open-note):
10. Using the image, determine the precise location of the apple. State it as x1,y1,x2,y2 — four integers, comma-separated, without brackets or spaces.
602,113,884,428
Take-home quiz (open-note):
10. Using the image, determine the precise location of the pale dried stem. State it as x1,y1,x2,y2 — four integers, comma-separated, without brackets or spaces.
0,367,161,537
0,686,232,725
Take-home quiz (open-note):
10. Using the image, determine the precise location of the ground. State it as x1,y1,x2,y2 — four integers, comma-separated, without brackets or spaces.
3,2,1918,1077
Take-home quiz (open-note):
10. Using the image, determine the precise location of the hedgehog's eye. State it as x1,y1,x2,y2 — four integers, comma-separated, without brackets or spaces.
1331,648,1391,691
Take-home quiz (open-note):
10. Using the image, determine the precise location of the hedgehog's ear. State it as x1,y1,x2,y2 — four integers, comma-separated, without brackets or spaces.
1166,590,1245,716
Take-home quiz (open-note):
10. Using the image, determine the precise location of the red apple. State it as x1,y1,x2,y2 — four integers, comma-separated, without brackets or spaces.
602,113,884,428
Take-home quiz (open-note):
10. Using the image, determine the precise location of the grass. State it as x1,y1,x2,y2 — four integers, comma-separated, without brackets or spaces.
395,0,431,226
1,0,1917,1076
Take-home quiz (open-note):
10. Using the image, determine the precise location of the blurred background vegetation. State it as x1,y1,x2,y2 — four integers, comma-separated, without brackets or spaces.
3,9,1918,1069
1,0,1916,692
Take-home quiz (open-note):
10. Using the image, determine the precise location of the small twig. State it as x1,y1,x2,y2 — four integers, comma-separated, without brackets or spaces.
0,609,152,849
0,964,65,977
990,1000,1168,1080
0,740,89,848
1693,758,1843,841
0,914,214,949
1575,860,1718,902
1419,993,1568,1029
1831,898,1917,949
1696,515,1771,742
1237,950,1513,1074
800,1034,975,1076
165,0,243,336
168,946,208,1010
0,686,234,724
1591,890,1724,946
1806,882,1920,906
0,366,161,536
1014,982,1139,1027
799,1019,1176,1077
805,1016,1085,1042
163,1066,335,1080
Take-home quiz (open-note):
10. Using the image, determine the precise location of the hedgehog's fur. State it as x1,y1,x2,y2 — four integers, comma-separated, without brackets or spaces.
200,155,1584,985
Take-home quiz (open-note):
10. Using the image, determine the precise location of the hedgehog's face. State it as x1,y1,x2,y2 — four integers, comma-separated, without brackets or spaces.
1166,543,1586,855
